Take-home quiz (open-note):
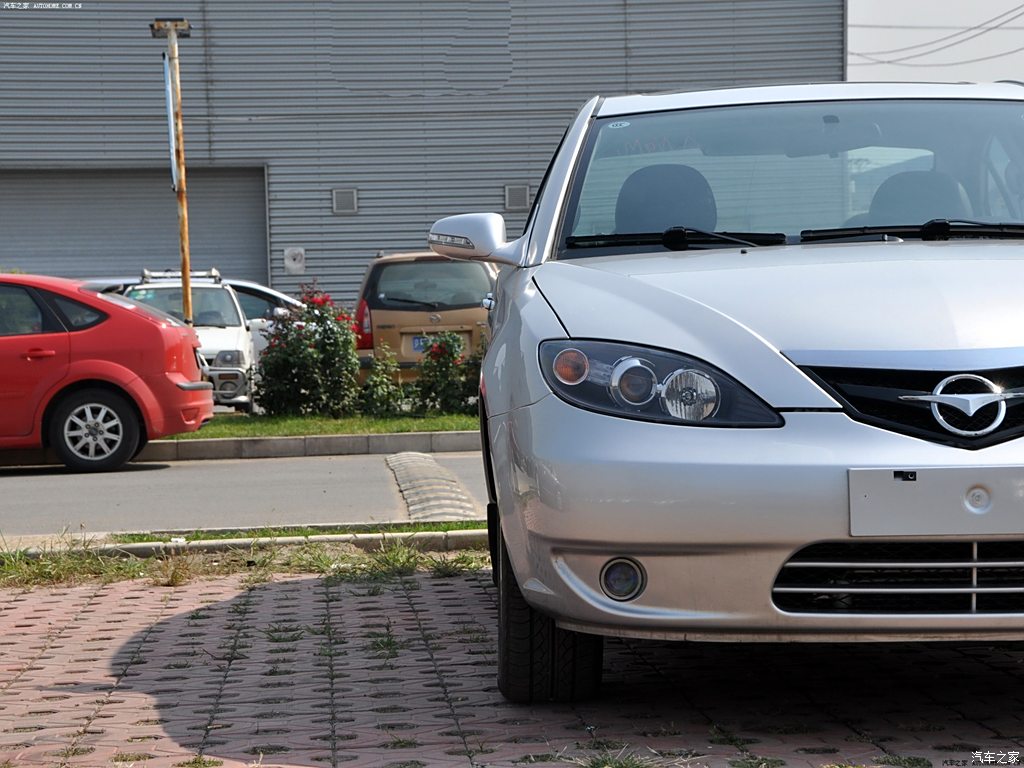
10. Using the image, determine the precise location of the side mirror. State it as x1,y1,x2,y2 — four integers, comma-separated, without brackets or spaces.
428,213,518,266
272,306,290,320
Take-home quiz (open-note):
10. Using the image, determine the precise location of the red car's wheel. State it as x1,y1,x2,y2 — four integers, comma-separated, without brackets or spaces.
50,389,140,472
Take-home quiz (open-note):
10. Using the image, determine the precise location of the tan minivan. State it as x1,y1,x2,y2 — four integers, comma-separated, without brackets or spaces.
354,251,496,379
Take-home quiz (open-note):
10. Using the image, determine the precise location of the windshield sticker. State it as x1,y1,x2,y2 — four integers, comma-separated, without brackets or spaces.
608,121,630,129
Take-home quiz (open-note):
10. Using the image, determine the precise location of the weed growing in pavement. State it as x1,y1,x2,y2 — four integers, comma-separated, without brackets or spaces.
512,754,560,764
0,535,487,588
381,736,421,749
363,539,422,579
262,623,304,643
563,750,665,768
151,552,196,587
174,756,224,768
426,550,489,577
111,751,155,762
365,619,410,661
728,758,786,768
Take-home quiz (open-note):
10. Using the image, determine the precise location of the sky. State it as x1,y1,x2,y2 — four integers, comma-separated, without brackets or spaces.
847,0,1024,83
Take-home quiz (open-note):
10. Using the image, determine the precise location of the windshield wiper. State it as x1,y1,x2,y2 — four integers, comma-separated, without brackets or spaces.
565,227,785,251
380,296,440,309
801,219,1024,243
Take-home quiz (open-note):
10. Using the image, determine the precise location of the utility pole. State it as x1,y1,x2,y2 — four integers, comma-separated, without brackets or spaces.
150,18,194,324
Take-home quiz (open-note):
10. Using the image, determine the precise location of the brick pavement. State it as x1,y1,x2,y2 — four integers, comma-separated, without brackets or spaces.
2,572,1023,768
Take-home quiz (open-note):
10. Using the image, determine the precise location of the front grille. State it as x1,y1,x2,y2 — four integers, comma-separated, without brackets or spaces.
803,365,1024,449
773,541,1024,614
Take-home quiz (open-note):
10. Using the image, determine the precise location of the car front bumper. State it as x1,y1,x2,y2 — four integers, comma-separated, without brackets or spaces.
489,393,1024,642
208,366,251,406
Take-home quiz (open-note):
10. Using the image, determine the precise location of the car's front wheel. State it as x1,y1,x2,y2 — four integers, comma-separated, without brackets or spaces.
496,527,603,703
50,389,140,472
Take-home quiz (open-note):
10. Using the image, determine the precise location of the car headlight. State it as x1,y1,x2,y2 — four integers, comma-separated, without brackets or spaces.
540,340,782,426
213,349,246,367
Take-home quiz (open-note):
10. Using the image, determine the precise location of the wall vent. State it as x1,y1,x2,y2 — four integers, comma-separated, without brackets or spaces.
504,184,531,212
332,188,358,214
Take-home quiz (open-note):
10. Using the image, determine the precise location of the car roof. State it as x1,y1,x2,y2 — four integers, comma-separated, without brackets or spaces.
374,250,449,264
0,273,84,290
596,81,1024,118
227,279,304,306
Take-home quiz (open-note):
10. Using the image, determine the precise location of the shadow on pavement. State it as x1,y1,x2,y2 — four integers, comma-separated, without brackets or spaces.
75,573,1024,766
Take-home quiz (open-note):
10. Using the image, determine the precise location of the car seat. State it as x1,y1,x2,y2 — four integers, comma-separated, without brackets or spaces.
866,170,971,226
614,164,718,233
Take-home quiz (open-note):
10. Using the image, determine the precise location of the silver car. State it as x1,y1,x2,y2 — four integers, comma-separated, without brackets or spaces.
428,82,1024,702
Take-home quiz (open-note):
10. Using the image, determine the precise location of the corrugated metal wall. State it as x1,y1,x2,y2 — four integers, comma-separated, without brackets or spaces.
0,168,267,280
0,0,844,303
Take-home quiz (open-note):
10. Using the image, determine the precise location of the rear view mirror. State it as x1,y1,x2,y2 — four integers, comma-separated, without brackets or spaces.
428,213,518,266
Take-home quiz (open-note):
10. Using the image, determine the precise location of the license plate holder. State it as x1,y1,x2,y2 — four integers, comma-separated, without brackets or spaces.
849,466,1024,536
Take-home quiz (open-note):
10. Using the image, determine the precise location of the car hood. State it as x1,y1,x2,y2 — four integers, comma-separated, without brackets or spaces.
533,240,1024,408
195,325,251,361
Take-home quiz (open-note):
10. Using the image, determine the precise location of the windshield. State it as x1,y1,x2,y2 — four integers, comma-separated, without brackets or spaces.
124,285,242,327
559,98,1024,256
369,260,494,310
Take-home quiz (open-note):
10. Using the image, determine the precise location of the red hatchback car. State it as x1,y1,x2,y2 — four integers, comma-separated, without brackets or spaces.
0,274,214,471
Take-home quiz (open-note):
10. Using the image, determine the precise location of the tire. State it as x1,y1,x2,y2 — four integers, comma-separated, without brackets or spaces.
496,527,603,703
50,389,140,472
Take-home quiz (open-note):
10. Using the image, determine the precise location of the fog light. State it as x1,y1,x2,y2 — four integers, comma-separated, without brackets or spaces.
600,558,645,601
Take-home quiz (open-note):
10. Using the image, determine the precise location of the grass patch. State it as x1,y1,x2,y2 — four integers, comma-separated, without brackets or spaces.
174,757,223,768
427,551,490,577
0,537,489,589
108,520,485,544
566,753,662,768
173,413,476,440
363,540,423,580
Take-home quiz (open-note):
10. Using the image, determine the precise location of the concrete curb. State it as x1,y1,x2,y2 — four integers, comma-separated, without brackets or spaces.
19,528,488,558
0,430,481,467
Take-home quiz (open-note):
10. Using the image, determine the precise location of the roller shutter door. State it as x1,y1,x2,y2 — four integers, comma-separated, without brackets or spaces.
0,168,267,282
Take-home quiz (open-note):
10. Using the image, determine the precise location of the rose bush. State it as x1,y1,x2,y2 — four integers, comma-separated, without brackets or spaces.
253,284,360,417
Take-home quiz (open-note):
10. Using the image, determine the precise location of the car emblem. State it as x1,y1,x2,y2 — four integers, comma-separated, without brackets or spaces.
899,374,1024,437
429,313,442,324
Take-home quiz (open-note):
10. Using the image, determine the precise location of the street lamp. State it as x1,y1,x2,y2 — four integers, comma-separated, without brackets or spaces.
150,18,194,324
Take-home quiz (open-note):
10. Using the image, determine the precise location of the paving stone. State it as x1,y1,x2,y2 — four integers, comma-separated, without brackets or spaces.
3,573,1024,766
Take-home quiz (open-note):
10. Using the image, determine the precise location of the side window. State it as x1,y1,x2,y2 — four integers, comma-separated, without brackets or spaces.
235,291,275,320
984,137,1017,220
0,285,46,336
49,294,106,330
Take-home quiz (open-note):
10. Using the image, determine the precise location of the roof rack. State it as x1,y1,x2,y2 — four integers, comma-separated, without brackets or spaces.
141,267,222,283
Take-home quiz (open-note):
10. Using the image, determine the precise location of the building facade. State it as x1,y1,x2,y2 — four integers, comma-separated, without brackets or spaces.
0,0,845,302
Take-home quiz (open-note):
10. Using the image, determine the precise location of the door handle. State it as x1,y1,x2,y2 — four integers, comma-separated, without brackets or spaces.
22,348,56,360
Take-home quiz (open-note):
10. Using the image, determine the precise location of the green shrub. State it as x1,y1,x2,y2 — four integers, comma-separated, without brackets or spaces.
361,342,405,416
254,284,360,417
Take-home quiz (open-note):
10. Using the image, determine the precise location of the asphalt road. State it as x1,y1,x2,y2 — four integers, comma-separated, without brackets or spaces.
0,451,487,538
